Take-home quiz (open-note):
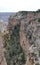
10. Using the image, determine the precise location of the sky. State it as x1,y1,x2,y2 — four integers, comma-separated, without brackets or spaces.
0,0,40,12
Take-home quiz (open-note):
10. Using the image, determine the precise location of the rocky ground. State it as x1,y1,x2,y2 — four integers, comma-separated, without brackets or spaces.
0,33,7,65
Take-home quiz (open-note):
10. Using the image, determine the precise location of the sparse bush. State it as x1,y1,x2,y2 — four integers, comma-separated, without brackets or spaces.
38,18,40,22
19,11,27,16
39,51,40,57
36,9,40,13
35,63,40,65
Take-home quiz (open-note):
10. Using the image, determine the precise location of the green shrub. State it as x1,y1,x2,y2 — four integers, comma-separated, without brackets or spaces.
39,51,40,57
36,9,40,13
35,63,40,65
38,18,40,22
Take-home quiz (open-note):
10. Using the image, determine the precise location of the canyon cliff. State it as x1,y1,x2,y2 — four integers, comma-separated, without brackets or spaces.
3,10,40,65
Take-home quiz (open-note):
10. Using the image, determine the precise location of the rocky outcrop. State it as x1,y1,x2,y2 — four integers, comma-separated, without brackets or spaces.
4,10,40,65
7,10,40,50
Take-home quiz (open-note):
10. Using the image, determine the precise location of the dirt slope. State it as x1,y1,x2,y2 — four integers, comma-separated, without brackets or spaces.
0,33,7,65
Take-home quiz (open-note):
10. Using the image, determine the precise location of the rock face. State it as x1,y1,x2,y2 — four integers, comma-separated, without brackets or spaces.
0,20,4,32
0,20,7,33
0,33,7,65
4,10,40,65
8,11,40,50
